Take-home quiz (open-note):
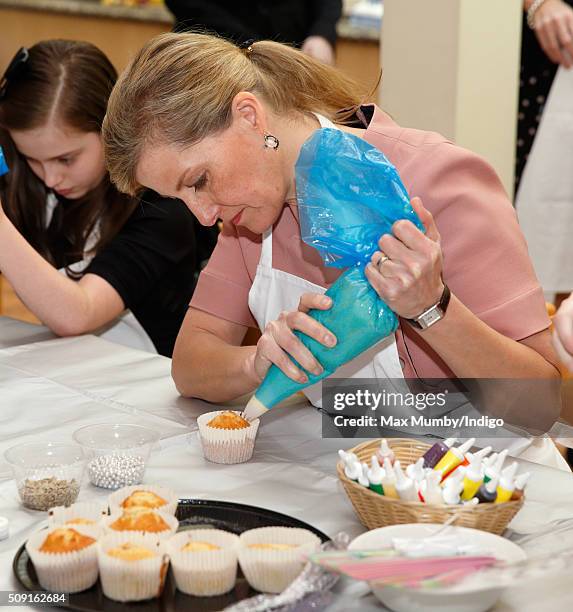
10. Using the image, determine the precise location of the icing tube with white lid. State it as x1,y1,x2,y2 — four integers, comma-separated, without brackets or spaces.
376,439,395,466
394,460,418,502
495,461,519,503
483,449,508,484
358,462,370,488
511,471,531,500
434,438,475,478
367,456,385,495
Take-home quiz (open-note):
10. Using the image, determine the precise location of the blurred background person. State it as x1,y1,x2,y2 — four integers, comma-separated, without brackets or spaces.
516,0,573,308
165,0,342,65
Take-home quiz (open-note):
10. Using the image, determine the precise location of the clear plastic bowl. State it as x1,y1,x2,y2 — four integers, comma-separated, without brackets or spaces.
72,423,160,490
4,442,85,511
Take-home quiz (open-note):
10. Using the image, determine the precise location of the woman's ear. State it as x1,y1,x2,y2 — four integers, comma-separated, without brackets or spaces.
231,91,267,135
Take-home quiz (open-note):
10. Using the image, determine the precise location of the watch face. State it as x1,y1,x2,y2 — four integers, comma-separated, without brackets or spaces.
419,306,443,329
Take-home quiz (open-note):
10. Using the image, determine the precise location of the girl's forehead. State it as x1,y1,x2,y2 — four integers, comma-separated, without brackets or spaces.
10,123,96,159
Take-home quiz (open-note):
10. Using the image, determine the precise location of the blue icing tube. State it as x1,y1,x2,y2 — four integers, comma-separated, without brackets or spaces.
242,128,422,421
0,146,9,176
250,266,398,413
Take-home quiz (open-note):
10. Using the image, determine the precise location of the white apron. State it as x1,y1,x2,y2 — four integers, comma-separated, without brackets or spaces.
517,66,573,293
246,116,569,470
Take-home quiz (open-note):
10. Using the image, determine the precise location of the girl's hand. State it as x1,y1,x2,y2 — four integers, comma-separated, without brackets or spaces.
250,292,337,383
365,197,445,321
552,293,573,371
532,0,573,68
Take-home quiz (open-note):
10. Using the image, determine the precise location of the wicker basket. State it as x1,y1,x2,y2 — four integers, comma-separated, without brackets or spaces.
337,438,524,535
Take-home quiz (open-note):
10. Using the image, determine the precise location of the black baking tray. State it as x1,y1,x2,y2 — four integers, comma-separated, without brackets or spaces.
13,499,331,611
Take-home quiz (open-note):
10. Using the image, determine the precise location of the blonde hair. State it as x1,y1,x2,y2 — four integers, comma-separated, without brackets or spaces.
103,32,367,195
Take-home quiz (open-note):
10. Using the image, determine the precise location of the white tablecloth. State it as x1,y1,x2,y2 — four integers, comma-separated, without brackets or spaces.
1,317,573,610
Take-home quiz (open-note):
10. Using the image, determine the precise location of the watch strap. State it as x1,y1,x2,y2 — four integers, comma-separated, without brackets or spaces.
406,284,451,329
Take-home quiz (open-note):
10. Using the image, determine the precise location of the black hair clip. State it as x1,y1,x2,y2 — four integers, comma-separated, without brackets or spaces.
0,47,30,101
239,39,256,54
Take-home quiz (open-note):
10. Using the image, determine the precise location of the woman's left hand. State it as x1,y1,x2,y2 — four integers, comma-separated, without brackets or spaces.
365,196,444,320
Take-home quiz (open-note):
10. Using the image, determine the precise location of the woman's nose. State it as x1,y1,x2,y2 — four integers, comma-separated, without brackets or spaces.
43,165,63,189
184,197,220,226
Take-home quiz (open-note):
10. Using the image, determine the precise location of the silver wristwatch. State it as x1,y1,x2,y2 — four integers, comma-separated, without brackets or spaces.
406,284,451,330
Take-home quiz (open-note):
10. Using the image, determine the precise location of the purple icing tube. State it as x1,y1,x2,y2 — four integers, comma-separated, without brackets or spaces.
422,437,456,469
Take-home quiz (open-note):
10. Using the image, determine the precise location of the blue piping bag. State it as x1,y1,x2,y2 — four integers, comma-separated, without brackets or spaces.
0,146,9,177
242,128,423,421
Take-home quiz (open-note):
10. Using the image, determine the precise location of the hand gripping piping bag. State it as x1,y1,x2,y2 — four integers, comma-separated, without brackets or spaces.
242,128,423,421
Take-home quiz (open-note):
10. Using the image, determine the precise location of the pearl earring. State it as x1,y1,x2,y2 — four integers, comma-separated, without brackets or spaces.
263,133,279,150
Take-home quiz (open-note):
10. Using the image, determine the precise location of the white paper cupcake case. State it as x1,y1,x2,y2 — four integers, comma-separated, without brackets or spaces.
48,501,108,532
108,484,178,516
197,411,260,464
98,532,168,602
25,524,99,593
238,527,321,594
167,529,239,596
102,509,178,539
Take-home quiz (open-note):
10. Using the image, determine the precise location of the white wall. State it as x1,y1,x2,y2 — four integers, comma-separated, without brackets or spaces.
380,0,522,198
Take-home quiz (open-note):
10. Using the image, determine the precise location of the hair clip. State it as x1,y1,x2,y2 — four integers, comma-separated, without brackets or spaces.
0,47,30,101
239,39,256,55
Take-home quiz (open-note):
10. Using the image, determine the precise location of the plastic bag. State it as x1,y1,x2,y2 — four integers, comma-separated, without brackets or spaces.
0,146,9,177
246,128,423,414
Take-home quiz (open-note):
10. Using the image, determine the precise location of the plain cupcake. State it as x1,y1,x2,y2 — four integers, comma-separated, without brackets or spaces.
108,484,178,516
238,526,321,593
48,501,108,532
102,507,178,539
167,528,240,596
98,532,169,602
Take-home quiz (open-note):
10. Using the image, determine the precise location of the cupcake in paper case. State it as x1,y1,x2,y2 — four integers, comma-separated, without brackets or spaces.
167,529,239,596
197,410,259,464
102,507,178,539
26,524,99,593
48,501,108,532
98,532,169,602
238,527,321,593
108,484,178,516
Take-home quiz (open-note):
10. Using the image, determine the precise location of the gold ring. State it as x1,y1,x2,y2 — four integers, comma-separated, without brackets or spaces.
376,254,390,272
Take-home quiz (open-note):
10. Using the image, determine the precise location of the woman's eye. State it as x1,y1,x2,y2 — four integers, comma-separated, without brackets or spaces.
59,157,73,166
191,173,207,192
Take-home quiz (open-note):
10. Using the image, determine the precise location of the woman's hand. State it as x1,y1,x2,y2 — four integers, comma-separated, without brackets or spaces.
249,292,337,384
532,0,573,68
551,293,573,370
301,36,335,65
365,197,444,321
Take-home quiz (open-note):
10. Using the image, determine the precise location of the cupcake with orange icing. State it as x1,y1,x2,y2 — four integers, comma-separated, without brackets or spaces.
102,507,178,539
25,525,99,593
167,529,239,596
197,410,259,464
238,527,321,593
108,484,178,516
98,532,169,602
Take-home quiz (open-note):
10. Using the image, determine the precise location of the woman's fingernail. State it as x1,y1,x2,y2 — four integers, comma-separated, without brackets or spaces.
321,297,331,306
299,374,308,384
313,364,324,376
324,334,336,346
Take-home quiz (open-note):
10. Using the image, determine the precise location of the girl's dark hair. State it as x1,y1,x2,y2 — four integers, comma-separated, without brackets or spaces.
0,40,137,270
